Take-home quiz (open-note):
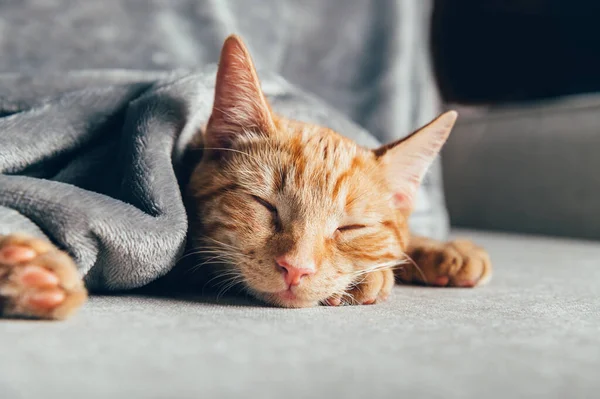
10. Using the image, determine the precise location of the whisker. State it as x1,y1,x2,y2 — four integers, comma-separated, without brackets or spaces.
200,236,237,249
177,249,229,263
198,236,251,258
216,277,246,300
401,253,427,284
178,248,239,264
339,290,355,306
186,257,237,274
205,270,243,287
350,259,409,279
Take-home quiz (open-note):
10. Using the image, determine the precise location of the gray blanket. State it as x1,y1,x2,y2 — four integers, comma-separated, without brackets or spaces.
0,68,381,291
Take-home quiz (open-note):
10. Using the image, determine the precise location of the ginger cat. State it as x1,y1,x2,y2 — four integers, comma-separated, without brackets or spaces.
0,35,491,319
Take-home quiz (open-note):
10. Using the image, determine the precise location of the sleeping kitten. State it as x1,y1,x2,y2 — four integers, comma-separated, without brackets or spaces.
0,35,491,319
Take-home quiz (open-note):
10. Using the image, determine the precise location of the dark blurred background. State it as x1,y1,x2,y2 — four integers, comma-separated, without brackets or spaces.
432,0,600,104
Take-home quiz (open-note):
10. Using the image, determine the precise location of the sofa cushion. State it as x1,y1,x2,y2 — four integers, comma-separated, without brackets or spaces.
443,94,600,240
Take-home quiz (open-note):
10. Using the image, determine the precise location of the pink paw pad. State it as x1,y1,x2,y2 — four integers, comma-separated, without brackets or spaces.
20,265,60,287
0,235,87,319
0,245,37,263
27,290,66,309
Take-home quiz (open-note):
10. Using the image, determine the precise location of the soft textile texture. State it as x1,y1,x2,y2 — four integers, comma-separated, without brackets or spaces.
1,230,598,398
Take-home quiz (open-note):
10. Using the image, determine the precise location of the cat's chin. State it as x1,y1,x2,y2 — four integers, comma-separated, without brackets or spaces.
255,290,319,308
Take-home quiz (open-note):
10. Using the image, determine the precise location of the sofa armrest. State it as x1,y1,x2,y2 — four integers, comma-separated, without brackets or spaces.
442,94,600,240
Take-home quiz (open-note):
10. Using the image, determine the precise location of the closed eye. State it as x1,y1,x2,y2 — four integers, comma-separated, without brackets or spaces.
337,224,367,232
252,195,282,231
252,195,277,213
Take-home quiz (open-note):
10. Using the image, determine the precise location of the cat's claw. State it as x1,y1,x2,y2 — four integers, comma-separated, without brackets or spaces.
0,234,87,319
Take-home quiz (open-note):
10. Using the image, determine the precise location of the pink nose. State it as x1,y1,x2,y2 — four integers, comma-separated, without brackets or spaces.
276,256,315,286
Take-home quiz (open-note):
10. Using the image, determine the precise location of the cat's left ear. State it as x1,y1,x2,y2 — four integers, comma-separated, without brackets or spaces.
375,111,458,212
205,35,276,149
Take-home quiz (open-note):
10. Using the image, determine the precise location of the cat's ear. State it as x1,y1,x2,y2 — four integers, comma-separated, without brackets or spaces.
205,35,275,149
375,111,458,212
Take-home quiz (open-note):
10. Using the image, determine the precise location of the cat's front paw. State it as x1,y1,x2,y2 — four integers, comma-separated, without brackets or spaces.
0,234,87,319
400,239,492,288
326,268,394,306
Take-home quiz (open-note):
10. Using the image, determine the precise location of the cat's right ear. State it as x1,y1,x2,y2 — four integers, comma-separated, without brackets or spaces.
204,35,275,149
374,111,458,213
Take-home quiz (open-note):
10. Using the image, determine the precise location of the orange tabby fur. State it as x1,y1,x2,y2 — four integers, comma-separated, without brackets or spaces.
0,35,492,319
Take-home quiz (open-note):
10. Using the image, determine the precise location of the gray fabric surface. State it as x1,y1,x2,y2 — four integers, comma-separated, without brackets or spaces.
0,68,380,291
0,0,448,239
1,229,598,399
443,94,600,240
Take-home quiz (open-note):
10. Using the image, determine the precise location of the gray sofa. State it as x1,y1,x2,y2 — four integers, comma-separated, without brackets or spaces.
445,96,600,241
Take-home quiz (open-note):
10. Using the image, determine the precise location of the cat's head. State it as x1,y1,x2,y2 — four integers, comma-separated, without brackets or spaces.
185,35,457,307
